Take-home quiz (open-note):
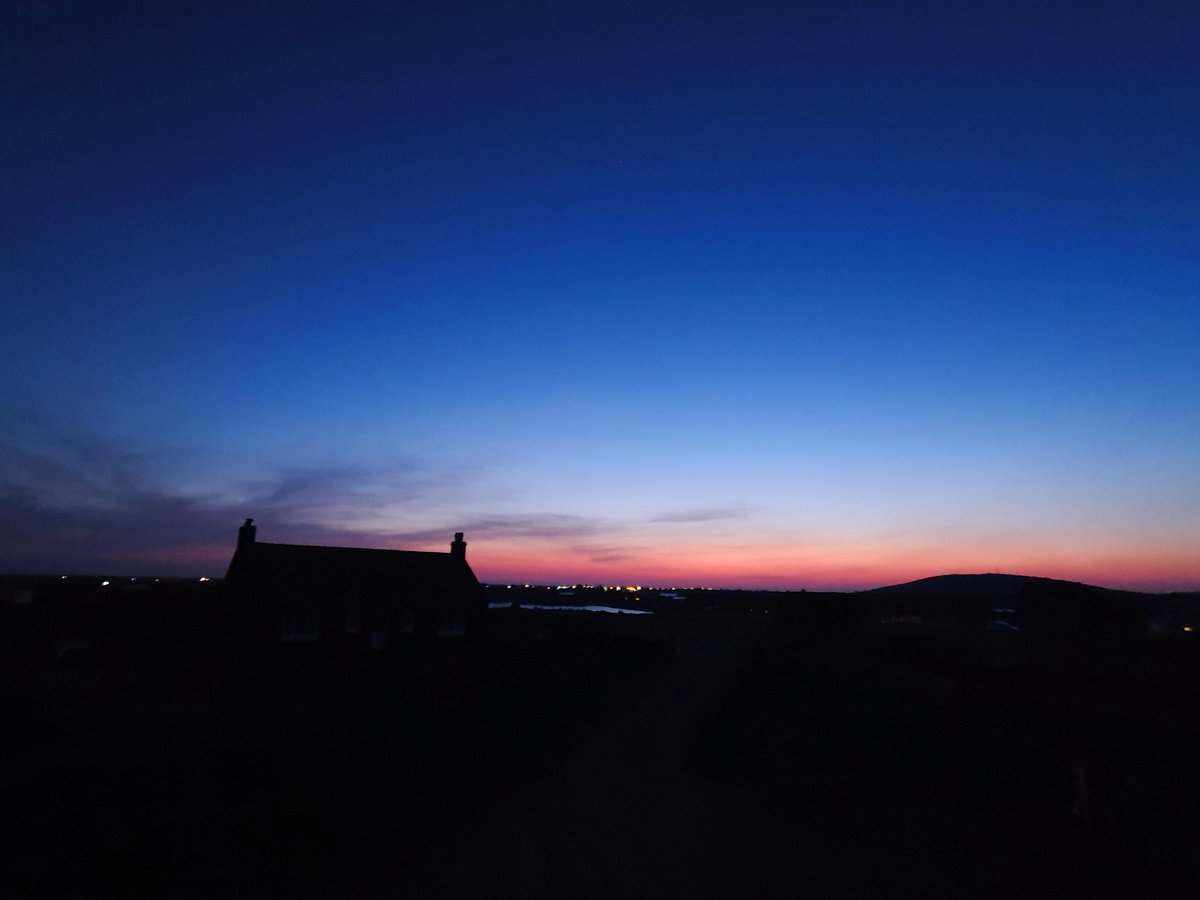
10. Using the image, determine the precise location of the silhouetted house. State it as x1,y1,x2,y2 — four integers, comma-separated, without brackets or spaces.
224,519,485,647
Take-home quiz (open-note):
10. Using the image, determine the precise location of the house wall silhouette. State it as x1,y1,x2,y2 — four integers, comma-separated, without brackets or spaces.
224,519,486,647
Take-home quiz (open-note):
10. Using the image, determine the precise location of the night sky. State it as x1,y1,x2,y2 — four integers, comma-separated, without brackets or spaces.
4,1,1197,589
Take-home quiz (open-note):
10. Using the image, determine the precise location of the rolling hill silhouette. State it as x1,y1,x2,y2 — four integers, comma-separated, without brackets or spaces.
863,572,1148,600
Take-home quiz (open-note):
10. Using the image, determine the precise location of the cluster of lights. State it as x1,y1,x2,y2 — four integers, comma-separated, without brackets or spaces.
94,576,204,586
494,583,720,593
497,583,710,592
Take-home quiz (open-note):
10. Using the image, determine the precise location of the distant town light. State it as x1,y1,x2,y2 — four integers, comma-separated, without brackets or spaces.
101,580,110,586
198,577,211,582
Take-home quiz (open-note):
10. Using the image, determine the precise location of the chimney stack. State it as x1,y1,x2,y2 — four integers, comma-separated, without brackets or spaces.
450,532,466,560
238,518,257,549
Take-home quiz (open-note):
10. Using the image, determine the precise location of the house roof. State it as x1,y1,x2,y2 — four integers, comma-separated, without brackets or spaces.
225,540,482,602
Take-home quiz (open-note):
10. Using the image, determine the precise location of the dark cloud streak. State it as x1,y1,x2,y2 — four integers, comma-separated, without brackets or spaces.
0,430,474,574
649,507,752,524
0,426,754,576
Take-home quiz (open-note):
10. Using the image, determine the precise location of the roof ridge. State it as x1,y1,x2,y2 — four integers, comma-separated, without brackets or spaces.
255,541,448,555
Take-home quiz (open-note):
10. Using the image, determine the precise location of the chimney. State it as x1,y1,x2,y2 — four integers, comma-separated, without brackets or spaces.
450,532,466,560
238,518,257,549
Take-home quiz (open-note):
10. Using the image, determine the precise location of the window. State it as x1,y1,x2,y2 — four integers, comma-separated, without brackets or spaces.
370,623,389,650
436,610,467,637
281,607,319,642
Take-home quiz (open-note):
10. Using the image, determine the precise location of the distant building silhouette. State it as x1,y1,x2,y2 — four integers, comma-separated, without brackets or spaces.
224,520,485,647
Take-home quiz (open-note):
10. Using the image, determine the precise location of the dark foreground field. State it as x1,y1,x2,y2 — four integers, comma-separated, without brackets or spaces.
383,613,1200,898
3,583,1200,897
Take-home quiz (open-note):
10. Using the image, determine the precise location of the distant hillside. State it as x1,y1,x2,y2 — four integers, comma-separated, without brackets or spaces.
850,572,1200,642
863,573,1170,601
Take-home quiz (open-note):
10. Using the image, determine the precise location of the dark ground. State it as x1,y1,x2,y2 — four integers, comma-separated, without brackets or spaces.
3,580,1199,897
381,615,1200,898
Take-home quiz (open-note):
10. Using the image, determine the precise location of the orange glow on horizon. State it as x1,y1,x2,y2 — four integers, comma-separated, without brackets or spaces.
148,529,1198,594
468,536,1200,593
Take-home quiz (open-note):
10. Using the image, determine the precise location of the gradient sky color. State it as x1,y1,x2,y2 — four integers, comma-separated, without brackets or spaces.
3,1,1198,590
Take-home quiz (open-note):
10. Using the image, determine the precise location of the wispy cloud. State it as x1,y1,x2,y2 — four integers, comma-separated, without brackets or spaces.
0,479,238,573
0,427,486,573
451,514,603,540
0,422,776,580
649,506,753,524
579,548,636,564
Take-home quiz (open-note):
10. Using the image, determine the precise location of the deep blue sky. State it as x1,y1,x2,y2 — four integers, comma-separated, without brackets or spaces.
3,1,1198,588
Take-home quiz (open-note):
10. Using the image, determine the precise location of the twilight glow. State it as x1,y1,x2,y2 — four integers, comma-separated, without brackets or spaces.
3,1,1197,591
